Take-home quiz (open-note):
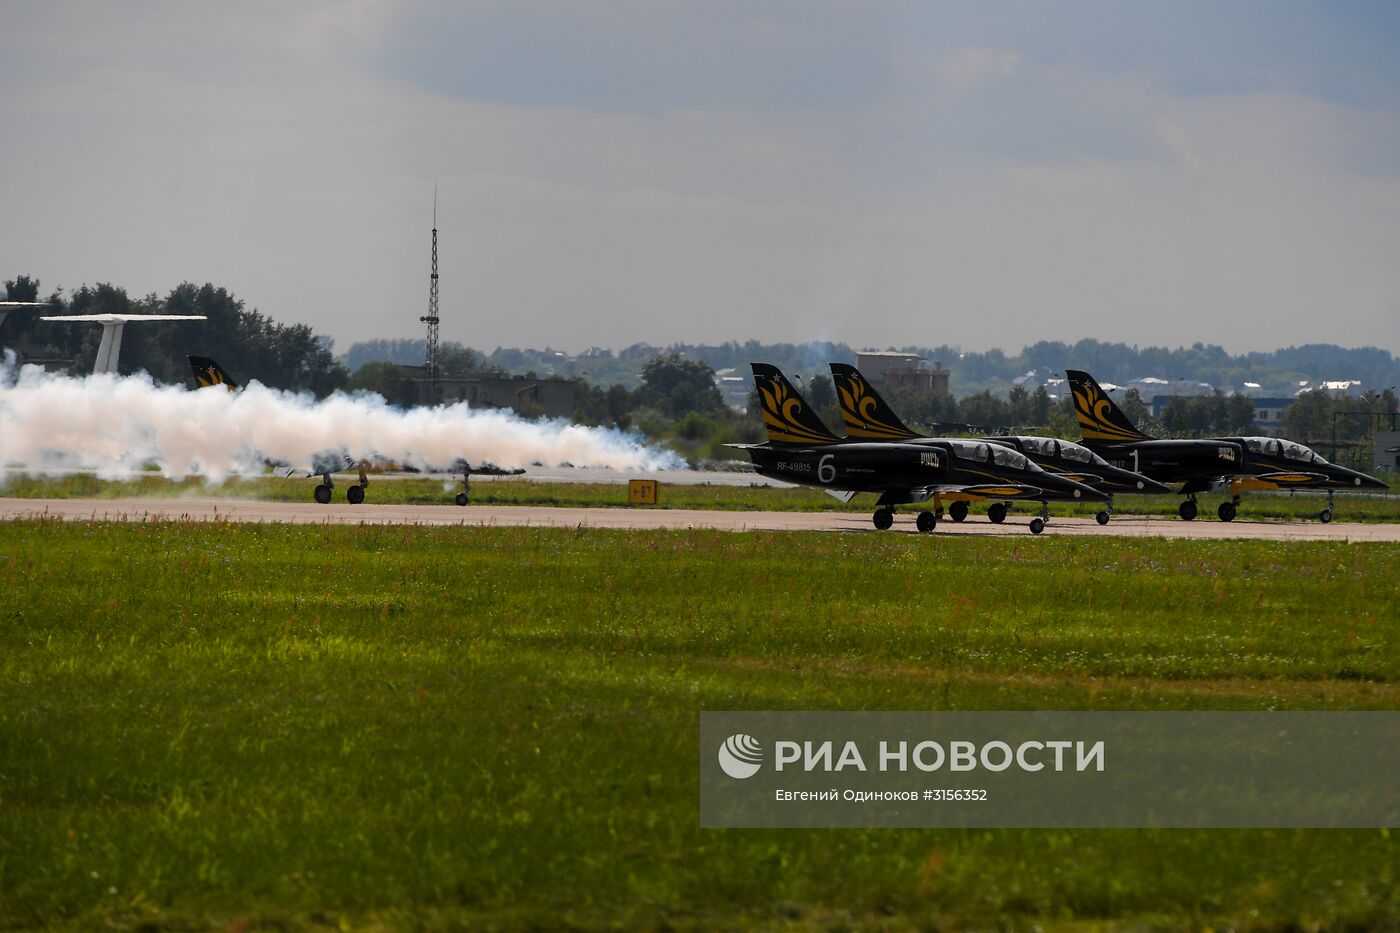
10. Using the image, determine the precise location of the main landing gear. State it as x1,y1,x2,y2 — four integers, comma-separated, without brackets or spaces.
949,500,970,523
1218,498,1238,522
455,462,472,506
871,506,940,534
312,461,369,505
1096,496,1113,525
987,502,1008,524
1178,495,1199,521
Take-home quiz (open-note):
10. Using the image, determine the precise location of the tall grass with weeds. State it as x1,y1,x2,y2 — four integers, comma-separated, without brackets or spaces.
0,522,1396,929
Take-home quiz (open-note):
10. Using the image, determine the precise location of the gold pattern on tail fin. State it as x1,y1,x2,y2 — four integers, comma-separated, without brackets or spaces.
1068,375,1149,442
754,372,837,445
832,369,920,440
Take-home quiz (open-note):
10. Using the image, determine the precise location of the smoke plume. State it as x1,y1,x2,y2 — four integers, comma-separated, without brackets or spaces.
0,356,681,480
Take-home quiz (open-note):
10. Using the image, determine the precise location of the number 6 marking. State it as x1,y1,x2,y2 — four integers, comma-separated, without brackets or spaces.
818,453,836,484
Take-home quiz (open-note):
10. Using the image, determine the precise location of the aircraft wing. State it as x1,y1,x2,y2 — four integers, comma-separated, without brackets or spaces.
925,483,1045,500
41,313,207,322
1254,470,1328,485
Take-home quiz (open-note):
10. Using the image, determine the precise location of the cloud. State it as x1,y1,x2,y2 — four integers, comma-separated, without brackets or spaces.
936,48,1022,88
1,1,1398,357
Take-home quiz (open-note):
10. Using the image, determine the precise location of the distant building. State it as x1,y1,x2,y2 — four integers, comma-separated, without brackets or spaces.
404,365,579,418
712,367,751,411
1248,398,1296,436
855,351,949,394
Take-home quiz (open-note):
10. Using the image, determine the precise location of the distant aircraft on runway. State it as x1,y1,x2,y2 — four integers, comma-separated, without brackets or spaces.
730,363,1106,534
185,355,520,506
41,313,207,374
828,362,1170,526
1066,369,1387,522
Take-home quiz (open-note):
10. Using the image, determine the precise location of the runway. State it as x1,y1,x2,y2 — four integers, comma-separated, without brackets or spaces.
3,497,1399,542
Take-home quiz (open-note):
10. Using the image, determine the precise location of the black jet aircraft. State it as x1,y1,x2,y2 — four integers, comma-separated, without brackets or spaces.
187,355,519,505
733,363,1106,534
1066,369,1388,522
827,362,1169,525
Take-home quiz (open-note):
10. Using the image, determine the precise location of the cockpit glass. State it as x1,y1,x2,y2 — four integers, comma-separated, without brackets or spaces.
1283,442,1312,462
1058,442,1092,463
991,446,1027,469
1311,451,1329,464
1021,437,1054,456
951,441,990,461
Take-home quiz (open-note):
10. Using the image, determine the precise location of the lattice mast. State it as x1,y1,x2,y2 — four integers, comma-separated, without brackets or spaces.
419,186,441,403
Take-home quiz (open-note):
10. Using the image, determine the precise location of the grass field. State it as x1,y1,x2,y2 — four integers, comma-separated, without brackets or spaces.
1,522,1397,930
3,470,1399,523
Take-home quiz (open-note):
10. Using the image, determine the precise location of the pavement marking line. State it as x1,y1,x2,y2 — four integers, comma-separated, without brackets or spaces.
2,498,1399,542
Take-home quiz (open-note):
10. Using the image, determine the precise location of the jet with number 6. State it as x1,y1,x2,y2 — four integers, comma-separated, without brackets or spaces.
730,363,1106,534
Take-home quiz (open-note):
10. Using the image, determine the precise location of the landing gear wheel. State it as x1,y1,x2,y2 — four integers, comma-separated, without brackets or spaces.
872,508,894,531
916,511,937,534
1095,510,1111,525
346,485,366,505
313,484,332,505
1217,501,1236,522
1029,517,1046,535
949,501,969,523
987,503,1008,524
1178,500,1198,521
1320,509,1332,524
455,492,469,506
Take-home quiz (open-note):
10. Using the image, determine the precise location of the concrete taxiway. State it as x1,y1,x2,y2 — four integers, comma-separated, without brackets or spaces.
3,497,1399,542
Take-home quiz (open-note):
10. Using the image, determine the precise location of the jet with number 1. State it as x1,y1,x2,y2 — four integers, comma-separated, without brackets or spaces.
730,363,1106,534
1066,369,1387,522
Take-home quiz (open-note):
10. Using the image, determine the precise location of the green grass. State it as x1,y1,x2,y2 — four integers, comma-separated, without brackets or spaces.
0,523,1397,930
4,470,1399,522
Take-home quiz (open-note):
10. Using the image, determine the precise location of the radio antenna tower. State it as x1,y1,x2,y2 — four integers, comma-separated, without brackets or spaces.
419,185,441,404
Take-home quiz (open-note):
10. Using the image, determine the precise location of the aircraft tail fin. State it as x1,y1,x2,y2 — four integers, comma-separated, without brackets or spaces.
828,362,922,440
1065,370,1152,442
750,363,841,446
188,355,240,391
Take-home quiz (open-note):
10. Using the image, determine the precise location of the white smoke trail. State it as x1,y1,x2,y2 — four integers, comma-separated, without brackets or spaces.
0,356,682,480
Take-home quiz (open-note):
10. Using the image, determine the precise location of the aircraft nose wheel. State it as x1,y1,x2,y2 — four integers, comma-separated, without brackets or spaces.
1320,508,1332,523
949,501,969,523
916,511,938,534
313,484,332,505
1029,517,1046,535
987,503,1008,524
1217,500,1236,522
1095,510,1111,525
872,508,895,530
455,492,469,506
1178,499,1198,521
346,485,366,505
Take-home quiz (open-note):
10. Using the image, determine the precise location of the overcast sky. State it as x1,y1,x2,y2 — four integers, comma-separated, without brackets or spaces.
3,1,1399,355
